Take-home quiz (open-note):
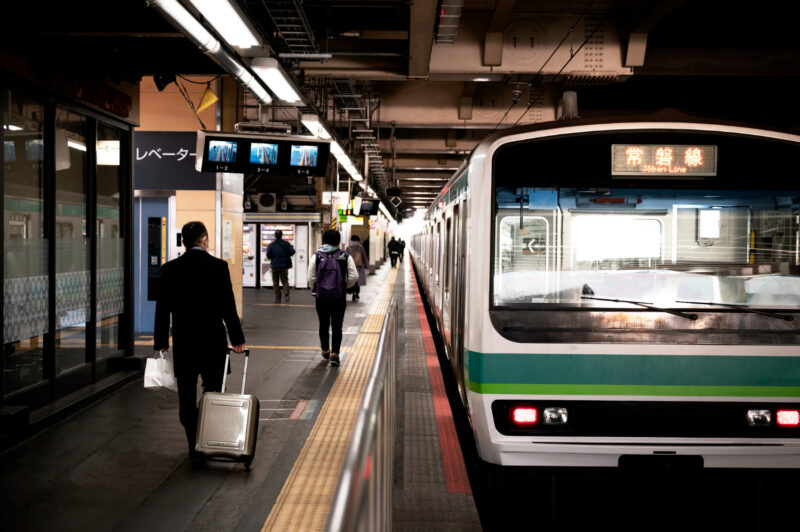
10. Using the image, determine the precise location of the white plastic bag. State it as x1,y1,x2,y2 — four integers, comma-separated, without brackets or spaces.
144,351,177,391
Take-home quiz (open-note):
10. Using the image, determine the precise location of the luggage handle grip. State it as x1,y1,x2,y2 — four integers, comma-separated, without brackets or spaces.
222,348,250,395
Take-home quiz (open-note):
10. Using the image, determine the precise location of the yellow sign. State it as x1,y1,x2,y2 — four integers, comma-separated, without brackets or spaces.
195,85,219,115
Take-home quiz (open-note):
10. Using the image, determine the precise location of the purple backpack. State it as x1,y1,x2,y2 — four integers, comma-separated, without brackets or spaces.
315,250,349,300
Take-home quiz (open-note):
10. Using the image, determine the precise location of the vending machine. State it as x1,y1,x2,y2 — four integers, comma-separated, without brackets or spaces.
260,224,296,287
242,223,257,287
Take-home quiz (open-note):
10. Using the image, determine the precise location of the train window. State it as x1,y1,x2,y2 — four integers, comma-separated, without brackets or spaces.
493,186,800,310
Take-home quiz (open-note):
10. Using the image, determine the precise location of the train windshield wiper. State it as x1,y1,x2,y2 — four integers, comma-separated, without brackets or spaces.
581,295,698,320
675,300,794,321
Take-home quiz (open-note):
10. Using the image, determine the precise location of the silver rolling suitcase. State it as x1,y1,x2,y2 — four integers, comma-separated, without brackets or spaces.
195,348,259,470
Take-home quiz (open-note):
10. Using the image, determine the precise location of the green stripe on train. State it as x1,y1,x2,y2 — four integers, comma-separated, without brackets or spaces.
467,350,800,396
468,382,800,397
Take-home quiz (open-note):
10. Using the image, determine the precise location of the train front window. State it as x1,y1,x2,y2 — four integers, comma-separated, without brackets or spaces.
493,188,800,309
491,132,800,311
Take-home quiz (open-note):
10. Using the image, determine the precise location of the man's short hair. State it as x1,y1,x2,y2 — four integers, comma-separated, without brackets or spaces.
275,230,282,239
182,221,208,248
351,234,360,242
322,229,341,246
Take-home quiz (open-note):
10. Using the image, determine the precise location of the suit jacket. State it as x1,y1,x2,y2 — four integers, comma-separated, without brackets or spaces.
154,249,245,377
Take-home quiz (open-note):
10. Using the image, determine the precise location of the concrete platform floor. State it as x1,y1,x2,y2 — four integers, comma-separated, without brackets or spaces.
0,263,393,532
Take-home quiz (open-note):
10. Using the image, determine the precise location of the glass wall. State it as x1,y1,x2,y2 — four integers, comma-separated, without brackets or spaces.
1,83,131,404
3,93,47,395
95,123,124,359
55,108,89,374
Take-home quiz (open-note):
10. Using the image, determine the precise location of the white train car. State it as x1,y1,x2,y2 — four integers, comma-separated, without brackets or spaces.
410,116,800,471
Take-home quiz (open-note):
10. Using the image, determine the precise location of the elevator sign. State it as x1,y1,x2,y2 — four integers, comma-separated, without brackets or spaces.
612,144,717,176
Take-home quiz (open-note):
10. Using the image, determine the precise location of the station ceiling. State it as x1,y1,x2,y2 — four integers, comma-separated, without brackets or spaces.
5,0,800,215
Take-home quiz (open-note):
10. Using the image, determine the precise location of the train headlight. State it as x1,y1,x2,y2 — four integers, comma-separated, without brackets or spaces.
544,407,569,425
746,409,771,427
511,407,538,425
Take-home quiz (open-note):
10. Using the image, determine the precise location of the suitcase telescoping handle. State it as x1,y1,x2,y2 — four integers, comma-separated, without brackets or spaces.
221,348,250,394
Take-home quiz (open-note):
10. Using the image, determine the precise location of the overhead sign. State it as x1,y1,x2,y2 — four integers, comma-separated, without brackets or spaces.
612,144,717,176
390,197,402,207
195,130,330,176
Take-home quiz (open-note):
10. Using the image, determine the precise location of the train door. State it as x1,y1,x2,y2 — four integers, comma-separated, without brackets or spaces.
443,216,453,352
453,202,468,405
435,220,442,318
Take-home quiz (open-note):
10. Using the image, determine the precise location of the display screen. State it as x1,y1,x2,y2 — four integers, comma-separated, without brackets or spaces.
250,142,278,165
612,144,717,176
25,139,43,161
290,145,318,167
4,140,15,162
359,199,379,215
208,140,238,163
196,132,330,176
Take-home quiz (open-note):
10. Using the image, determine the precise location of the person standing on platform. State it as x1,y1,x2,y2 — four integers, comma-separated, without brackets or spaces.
154,221,245,459
266,229,295,303
309,229,358,366
388,236,402,268
346,234,368,301
398,238,406,263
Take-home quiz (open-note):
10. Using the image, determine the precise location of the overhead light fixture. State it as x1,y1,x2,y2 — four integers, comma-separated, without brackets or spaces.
472,77,490,82
188,0,260,49
3,125,22,131
150,0,220,53
67,140,87,152
301,114,331,139
251,57,302,103
149,0,271,105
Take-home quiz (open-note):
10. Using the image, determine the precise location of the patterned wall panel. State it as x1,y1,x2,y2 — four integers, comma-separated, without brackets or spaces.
4,275,49,344
97,267,124,320
56,270,90,329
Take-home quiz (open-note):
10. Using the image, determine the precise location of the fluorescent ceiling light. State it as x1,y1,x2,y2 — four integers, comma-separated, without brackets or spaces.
233,68,271,104
301,114,331,139
67,140,87,152
251,57,302,103
3,125,22,131
151,0,220,53
189,0,260,49
473,77,490,82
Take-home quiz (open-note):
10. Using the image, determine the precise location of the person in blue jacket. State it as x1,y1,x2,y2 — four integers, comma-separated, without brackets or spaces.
266,230,295,303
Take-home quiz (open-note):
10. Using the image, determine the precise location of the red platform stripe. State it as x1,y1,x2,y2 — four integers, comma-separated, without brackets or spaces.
410,263,472,494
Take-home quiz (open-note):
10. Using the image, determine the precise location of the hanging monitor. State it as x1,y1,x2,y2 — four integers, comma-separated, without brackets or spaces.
196,131,330,176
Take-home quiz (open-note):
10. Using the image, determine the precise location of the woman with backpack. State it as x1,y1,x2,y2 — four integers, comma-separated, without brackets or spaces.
307,229,359,366
345,234,368,301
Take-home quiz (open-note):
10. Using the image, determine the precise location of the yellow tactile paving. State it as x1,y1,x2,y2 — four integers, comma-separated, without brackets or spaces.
262,268,397,532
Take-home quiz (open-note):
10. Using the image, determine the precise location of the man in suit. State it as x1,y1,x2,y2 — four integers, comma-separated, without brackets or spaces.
154,221,246,456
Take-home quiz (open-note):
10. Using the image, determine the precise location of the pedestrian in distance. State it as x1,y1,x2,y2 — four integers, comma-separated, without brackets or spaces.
346,234,369,301
308,229,358,366
388,236,402,268
154,221,246,460
266,229,295,303
398,238,406,263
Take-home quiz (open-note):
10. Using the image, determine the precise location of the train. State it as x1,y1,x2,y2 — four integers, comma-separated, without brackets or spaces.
410,114,800,472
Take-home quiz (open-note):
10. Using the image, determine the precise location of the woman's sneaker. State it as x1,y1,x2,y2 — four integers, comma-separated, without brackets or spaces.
330,353,340,366
321,350,330,360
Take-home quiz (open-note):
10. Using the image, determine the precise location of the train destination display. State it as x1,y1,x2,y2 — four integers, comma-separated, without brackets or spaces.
612,144,717,176
196,131,330,176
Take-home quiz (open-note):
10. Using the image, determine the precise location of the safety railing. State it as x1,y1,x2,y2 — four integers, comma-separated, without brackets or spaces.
324,298,397,532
